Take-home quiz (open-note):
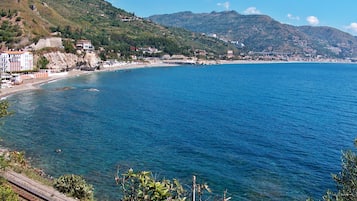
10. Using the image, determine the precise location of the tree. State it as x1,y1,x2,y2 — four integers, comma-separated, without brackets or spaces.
54,174,94,201
63,40,76,54
37,56,49,69
116,168,187,201
322,139,357,201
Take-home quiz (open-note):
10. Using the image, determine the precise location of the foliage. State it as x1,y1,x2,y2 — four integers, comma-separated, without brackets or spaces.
0,20,22,46
0,101,12,118
63,40,76,54
0,182,18,201
148,11,357,58
1,0,235,58
116,168,187,201
9,151,27,167
37,56,49,69
54,174,94,201
0,156,9,171
321,139,357,201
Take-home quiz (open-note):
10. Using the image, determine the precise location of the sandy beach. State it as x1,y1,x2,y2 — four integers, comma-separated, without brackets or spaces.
0,61,180,99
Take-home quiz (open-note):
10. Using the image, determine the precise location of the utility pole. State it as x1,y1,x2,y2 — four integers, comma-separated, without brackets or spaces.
192,175,196,201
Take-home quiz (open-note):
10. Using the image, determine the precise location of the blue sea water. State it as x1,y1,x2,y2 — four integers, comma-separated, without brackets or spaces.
0,63,357,200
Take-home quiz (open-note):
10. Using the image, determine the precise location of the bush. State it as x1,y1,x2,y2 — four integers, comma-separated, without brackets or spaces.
0,101,12,118
321,139,357,201
0,184,18,201
54,174,94,201
37,56,49,69
117,168,187,201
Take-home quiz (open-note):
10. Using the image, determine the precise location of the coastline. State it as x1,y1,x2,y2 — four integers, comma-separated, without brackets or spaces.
0,61,180,99
1,59,355,99
0,60,354,200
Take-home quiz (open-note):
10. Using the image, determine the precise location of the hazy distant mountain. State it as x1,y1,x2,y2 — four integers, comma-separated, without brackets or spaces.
148,11,357,58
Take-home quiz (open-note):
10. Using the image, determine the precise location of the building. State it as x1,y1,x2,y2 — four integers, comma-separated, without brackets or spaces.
76,40,95,52
0,51,34,72
227,50,234,59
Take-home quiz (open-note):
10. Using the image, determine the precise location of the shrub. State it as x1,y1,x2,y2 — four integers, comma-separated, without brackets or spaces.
0,101,12,118
0,183,18,201
54,174,94,201
321,139,357,201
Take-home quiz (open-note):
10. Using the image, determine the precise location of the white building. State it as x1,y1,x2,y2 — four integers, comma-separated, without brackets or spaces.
76,40,95,52
0,51,34,72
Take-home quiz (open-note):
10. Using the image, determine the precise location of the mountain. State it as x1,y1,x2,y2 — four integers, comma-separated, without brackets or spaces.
0,0,236,58
148,11,357,59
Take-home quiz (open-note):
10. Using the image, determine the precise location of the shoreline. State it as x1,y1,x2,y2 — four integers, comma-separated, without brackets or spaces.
0,61,180,99
0,59,355,99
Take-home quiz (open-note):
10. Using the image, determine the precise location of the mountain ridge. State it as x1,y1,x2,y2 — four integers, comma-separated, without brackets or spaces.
148,11,357,59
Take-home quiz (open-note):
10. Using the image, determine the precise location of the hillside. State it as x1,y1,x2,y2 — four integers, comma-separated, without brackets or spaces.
148,11,357,59
0,0,236,58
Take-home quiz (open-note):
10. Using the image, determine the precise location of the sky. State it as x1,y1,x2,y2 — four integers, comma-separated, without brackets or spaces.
107,0,357,36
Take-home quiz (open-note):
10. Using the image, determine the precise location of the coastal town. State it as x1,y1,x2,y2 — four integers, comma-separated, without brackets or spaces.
2,0,357,200
0,36,355,96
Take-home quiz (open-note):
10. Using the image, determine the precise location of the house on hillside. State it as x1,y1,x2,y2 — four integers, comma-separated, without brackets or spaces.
76,40,95,52
0,51,33,72
227,50,234,59
139,47,161,54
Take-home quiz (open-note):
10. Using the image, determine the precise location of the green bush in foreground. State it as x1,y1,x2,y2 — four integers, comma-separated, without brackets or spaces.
0,184,18,201
54,174,94,201
321,139,357,201
116,168,187,201
115,168,216,201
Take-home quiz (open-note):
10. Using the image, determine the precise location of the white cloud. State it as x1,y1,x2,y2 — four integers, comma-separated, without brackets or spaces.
306,16,319,26
287,13,300,21
217,2,230,10
243,7,261,15
346,22,357,34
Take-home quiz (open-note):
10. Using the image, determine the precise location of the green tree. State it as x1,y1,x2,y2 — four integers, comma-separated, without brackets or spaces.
322,139,357,201
54,174,94,201
63,40,76,54
116,168,187,201
37,56,49,69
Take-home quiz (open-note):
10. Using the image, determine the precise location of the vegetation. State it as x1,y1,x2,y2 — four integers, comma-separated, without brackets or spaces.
321,139,357,201
116,168,217,201
54,174,94,201
116,168,186,201
0,20,22,48
148,11,357,58
37,56,50,69
63,39,76,54
1,0,236,58
0,101,12,118
0,178,18,201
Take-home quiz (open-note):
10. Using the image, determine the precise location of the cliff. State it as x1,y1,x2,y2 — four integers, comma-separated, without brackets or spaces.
40,51,100,72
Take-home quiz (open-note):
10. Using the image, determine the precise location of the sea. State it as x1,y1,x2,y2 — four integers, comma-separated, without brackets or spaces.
0,63,357,200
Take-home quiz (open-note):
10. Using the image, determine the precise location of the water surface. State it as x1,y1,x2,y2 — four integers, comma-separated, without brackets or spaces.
1,63,357,200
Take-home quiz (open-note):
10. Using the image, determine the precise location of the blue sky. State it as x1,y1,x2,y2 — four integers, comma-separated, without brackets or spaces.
107,0,357,36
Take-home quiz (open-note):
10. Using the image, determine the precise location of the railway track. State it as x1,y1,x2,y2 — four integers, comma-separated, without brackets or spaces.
8,181,45,201
2,171,76,201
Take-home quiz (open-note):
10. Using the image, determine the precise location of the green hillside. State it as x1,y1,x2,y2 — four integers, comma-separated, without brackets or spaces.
0,0,237,58
148,11,357,59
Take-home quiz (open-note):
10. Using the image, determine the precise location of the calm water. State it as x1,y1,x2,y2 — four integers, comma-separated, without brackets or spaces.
1,63,357,200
